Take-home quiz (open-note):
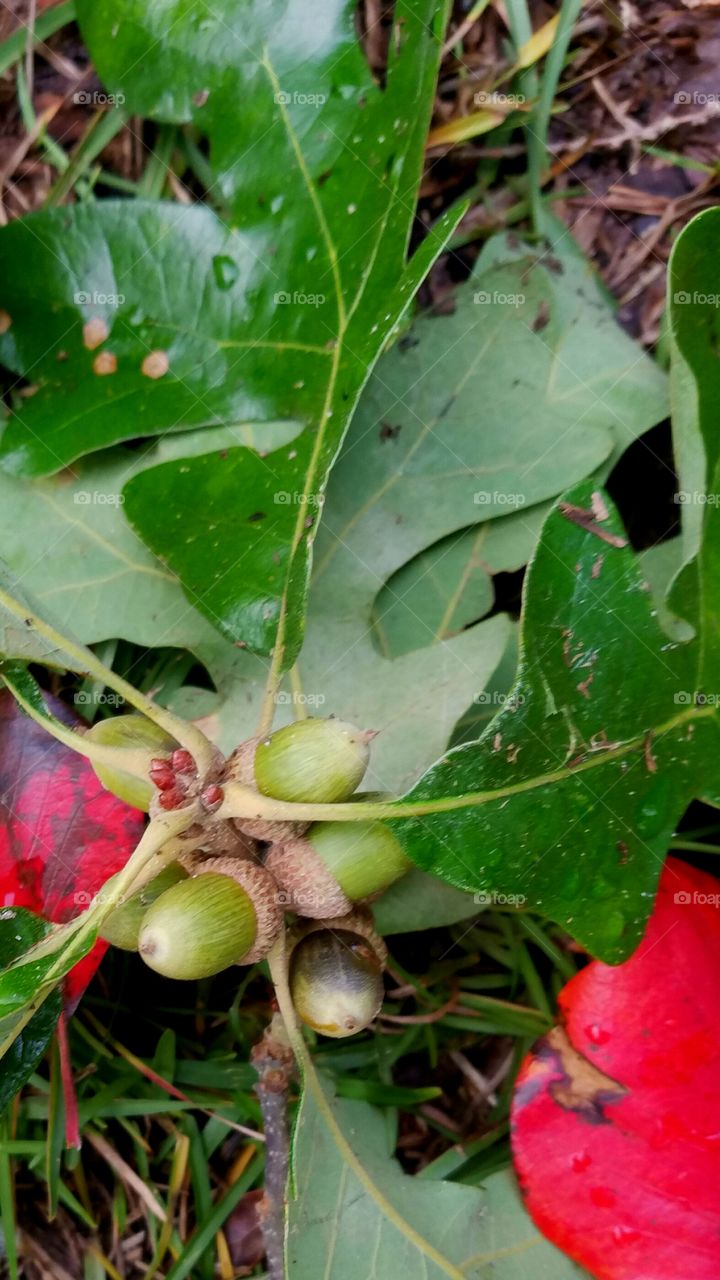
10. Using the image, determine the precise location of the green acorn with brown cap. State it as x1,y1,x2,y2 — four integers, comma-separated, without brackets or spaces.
289,913,387,1038
227,717,375,841
137,858,283,980
101,863,189,950
266,820,410,918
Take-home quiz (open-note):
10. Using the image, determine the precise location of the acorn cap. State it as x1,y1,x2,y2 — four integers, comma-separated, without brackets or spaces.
266,821,409,918
100,863,189,950
138,872,257,980
306,821,410,902
190,856,283,964
87,714,178,811
266,839,352,919
253,718,373,804
177,820,260,864
289,926,385,1038
291,908,388,966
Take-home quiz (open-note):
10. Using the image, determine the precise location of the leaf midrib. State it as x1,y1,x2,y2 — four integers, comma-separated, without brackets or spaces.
274,936,467,1280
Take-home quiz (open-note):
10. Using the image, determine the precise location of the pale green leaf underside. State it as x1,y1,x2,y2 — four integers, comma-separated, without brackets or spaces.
288,1079,587,1278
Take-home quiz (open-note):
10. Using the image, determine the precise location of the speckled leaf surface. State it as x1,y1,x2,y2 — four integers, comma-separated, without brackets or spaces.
288,1076,587,1278
0,908,61,1111
668,208,720,675
388,479,720,962
0,418,513,800
0,0,456,665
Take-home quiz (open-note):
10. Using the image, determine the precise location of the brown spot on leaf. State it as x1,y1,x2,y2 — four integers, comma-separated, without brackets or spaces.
141,350,170,379
93,351,117,376
591,553,604,579
532,300,550,332
591,491,609,522
559,502,628,549
0,310,12,334
643,732,658,773
83,316,109,351
541,1026,627,1123
577,674,594,700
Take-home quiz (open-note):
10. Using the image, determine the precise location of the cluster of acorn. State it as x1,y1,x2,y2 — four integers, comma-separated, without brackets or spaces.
86,715,410,1038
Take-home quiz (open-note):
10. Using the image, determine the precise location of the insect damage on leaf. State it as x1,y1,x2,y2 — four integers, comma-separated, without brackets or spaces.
511,857,720,1280
386,480,720,961
514,1026,627,1125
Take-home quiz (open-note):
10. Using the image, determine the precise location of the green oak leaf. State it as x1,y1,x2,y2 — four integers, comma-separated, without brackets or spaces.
372,867,478,934
0,922,97,1020
668,208,720,676
388,479,719,962
373,510,545,659
0,0,458,666
348,232,666,514
0,565,87,673
0,422,511,799
288,1076,587,1278
0,909,61,1111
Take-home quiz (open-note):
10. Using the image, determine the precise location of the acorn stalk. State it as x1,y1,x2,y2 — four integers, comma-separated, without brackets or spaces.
289,924,385,1038
100,863,189,950
86,714,178,811
266,820,410,919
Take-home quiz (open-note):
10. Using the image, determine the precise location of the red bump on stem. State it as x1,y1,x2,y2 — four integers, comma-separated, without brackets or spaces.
172,749,196,775
158,787,184,810
149,758,175,790
201,784,224,809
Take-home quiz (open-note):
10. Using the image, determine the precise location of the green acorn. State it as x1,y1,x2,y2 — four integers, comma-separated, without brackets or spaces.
266,820,410,919
289,923,385,1038
245,718,373,804
100,863,189,950
138,859,282,980
86,714,178,811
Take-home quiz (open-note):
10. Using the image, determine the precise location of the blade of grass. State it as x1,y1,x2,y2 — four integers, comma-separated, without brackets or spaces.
523,0,583,234
44,1040,64,1220
516,916,577,980
46,108,128,206
15,62,68,175
85,1130,167,1222
55,1178,97,1230
145,1131,190,1275
670,839,720,854
643,144,719,176
0,1113,18,1280
163,1153,263,1280
138,126,178,199
0,0,76,77
183,1117,214,1280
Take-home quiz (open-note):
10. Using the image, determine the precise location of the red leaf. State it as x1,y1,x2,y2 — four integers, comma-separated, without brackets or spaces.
511,857,720,1279
0,691,145,1003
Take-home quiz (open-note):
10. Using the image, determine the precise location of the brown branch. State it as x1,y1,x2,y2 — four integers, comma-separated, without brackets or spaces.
251,1013,295,1280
